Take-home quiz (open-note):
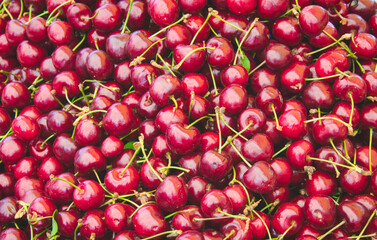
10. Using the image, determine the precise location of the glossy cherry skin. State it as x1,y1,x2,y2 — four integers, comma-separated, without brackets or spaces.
104,203,130,233
199,150,233,182
0,173,15,197
74,146,106,176
14,157,37,180
45,172,76,205
86,49,114,81
0,135,27,165
56,209,80,238
338,200,369,234
114,230,138,240
206,36,235,69
304,195,336,230
315,50,349,81
1,82,31,109
104,167,139,195
314,146,345,174
270,158,293,187
237,108,266,138
220,84,247,116
281,62,309,93
265,42,292,71
272,203,304,237
149,74,182,106
166,123,200,155
272,17,302,47
306,171,337,196
356,146,377,171
249,68,279,94
286,139,314,170
0,228,27,240
350,33,377,60
92,4,121,33
0,196,18,225
333,73,367,104
47,21,73,45
181,73,209,97
299,5,329,36
52,133,79,168
11,115,40,142
255,86,283,117
173,43,206,73
103,102,135,138
339,168,369,195
200,189,233,224
223,184,248,214
140,157,167,190
80,209,106,239
278,109,306,140
132,203,167,239
126,31,157,62
302,80,335,110
221,217,253,240
172,205,204,232
312,114,348,145
359,103,377,129
147,0,179,27
242,133,273,163
243,161,276,194
187,176,211,205
73,180,105,211
28,196,57,229
155,176,188,212
226,0,256,15
239,21,270,52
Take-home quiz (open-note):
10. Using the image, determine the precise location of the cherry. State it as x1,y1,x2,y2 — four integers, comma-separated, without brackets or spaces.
5,20,27,45
333,101,360,128
242,133,274,163
226,0,256,15
66,3,92,32
0,228,27,240
52,45,75,71
86,49,114,81
240,21,270,52
312,114,348,145
1,82,31,109
181,73,209,97
221,217,253,240
272,202,304,237
56,209,80,238
80,209,107,239
47,21,74,46
356,146,377,171
339,168,369,195
126,30,157,63
270,158,293,187
219,84,247,116
353,194,377,214
184,15,210,44
338,200,369,234
52,133,78,168
203,229,224,240
0,173,15,197
149,74,182,106
299,5,329,36
206,36,235,69
47,110,74,135
155,176,188,212
304,195,337,230
302,80,335,110
104,203,130,233
26,17,47,43
255,86,283,118
223,184,248,214
173,43,206,73
72,179,105,211
200,189,233,224
314,146,345,174
74,145,106,176
237,108,266,138
104,166,139,195
340,13,369,34
28,196,57,229
92,4,122,33
139,157,167,189
281,62,309,93
306,171,337,196
199,150,233,182
130,63,159,94
37,157,64,182
74,118,103,146
14,157,38,180
147,0,179,27
103,102,135,138
0,135,27,165
132,203,167,239
249,68,279,94
349,0,377,19
220,15,248,41
272,17,303,47
166,123,200,155
278,109,306,140
286,139,314,170
0,196,18,225
0,107,11,135
114,230,138,240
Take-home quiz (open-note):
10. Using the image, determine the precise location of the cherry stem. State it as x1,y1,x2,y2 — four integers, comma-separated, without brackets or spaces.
40,134,55,148
190,10,212,45
0,70,21,79
72,34,86,52
173,46,215,71
251,210,273,240
188,92,195,119
306,42,338,56
93,168,113,196
304,116,350,128
65,89,85,111
208,22,219,37
230,141,251,168
329,138,354,166
211,13,246,33
2,4,14,20
233,18,259,65
317,220,346,240
50,90,66,108
78,84,90,107
348,92,355,133
139,135,163,182
122,85,135,97
270,103,282,131
295,0,301,12
215,107,223,153
335,68,350,78
73,221,82,240
218,109,248,141
223,230,236,240
140,230,182,240
207,63,218,95
119,146,141,177
130,37,166,67
158,166,190,173
18,0,23,19
230,167,251,206
170,95,178,109
149,14,191,39
46,0,72,24
278,222,295,240
248,60,266,76
128,201,156,219
50,175,83,194
164,209,194,219
305,73,342,81
185,115,212,129
309,156,369,175
81,10,98,20
121,0,133,34
369,128,373,172
119,128,139,140
271,142,291,159
28,75,43,90
155,54,176,77
27,4,32,23
356,209,377,240
220,121,254,150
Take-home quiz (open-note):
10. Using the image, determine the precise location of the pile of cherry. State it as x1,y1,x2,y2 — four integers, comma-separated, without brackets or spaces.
2,0,377,239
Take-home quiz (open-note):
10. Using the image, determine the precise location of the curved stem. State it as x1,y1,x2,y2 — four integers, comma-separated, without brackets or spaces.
219,110,248,141
72,34,86,52
140,135,163,182
233,18,259,65
65,89,85,111
120,146,141,177
185,115,212,129
173,46,215,71
305,73,342,81
148,14,190,39
329,138,355,166
2,4,14,20
215,107,223,153
370,128,373,172
252,210,272,240
304,116,350,128
279,222,295,239
317,220,346,240
40,134,55,148
121,0,133,34
223,230,235,240
140,230,181,240
211,13,245,32
52,176,83,194
190,11,211,45
295,0,301,12
270,103,281,130
130,37,166,67
230,141,251,168
17,0,23,19
93,169,113,196
271,143,291,159
248,60,266,76
220,121,253,150
207,63,218,95
46,0,72,23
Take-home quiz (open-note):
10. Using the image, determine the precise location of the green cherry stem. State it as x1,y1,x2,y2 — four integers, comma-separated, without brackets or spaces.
121,0,133,33
355,209,376,240
139,135,163,182
72,34,87,52
317,220,346,240
185,115,212,129
119,145,141,177
230,141,251,168
215,107,223,153
233,18,259,65
148,14,191,39
223,230,236,240
190,9,213,45
370,128,373,172
173,46,215,71
278,222,295,240
220,121,254,150
207,63,218,95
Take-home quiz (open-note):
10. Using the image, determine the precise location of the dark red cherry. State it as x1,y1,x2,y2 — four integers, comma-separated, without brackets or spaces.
243,161,276,194
272,17,302,47
28,196,57,229
14,176,43,199
155,176,188,212
340,13,369,34
53,133,79,168
149,74,182,106
104,167,139,195
278,109,306,140
281,62,309,93
200,189,233,224
80,209,106,239
53,71,81,98
5,20,27,45
237,108,266,138
147,0,179,27
47,110,73,135
73,180,105,211
165,25,192,50
348,0,377,19
56,209,79,238
14,157,37,180
220,84,247,116
206,37,234,69
239,21,270,52
356,146,377,171
350,33,377,60
249,211,270,240
199,150,233,182
270,158,292,186
132,203,167,239
184,15,210,44
306,171,337,196
37,157,64,182
75,118,103,146
86,49,114,81
258,0,289,19
226,0,256,15
339,168,369,195
105,203,130,233
0,228,27,240
272,203,304,237
264,42,292,71
203,229,224,240
47,21,73,45
140,157,167,190
223,184,248,214
299,5,329,36
181,73,209,97
304,195,336,230
333,73,367,104
286,139,314,170
242,133,273,163
173,43,206,73
338,200,369,234
220,15,248,41
39,57,58,81
249,68,279,94
255,86,283,117
126,30,157,62
166,123,200,155
0,173,15,196
93,4,122,32
106,33,130,63
103,102,134,138
0,196,18,225
26,17,47,43
0,135,27,165
74,146,106,176
52,45,75,71
312,114,348,145
302,80,335,110
0,107,11,135
66,3,92,32
1,82,31,109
